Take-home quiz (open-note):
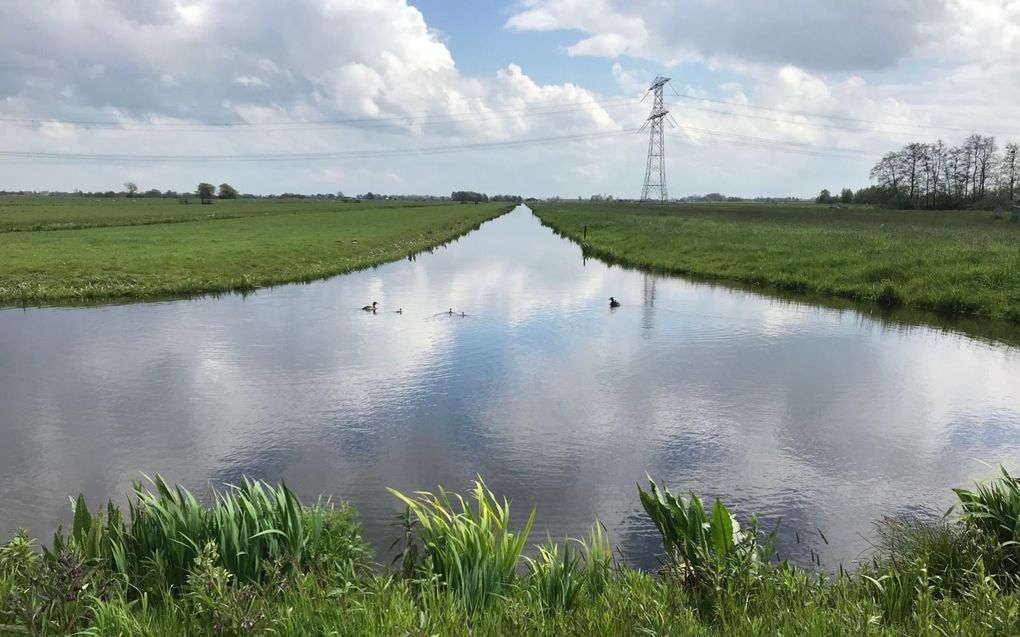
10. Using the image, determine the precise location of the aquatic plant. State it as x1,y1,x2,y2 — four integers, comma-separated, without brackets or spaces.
955,466,1020,579
638,478,777,592
50,475,364,593
388,479,534,612
5,473,1020,634
525,539,584,613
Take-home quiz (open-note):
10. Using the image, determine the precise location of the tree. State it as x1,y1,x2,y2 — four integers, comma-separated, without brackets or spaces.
1000,142,1018,203
124,182,138,197
815,189,833,204
218,183,238,199
451,191,487,203
840,188,853,204
197,182,215,203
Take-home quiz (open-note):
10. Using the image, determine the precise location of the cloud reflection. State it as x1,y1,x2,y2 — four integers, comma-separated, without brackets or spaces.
1,207,1018,569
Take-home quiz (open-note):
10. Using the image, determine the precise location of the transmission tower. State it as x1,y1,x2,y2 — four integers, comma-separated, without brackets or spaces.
640,76,674,203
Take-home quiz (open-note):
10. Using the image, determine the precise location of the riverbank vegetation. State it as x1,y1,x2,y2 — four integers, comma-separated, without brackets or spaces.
0,197,510,305
531,202,1020,322
3,472,1020,635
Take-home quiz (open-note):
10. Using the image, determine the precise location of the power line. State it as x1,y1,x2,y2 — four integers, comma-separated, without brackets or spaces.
0,97,639,132
669,102,941,139
671,125,877,158
0,128,635,163
672,94,1020,137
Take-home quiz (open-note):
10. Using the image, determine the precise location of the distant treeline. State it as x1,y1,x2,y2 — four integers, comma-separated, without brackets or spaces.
1,189,523,203
842,135,1018,210
450,191,522,204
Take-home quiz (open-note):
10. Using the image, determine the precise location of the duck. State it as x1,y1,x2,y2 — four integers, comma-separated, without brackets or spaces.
609,297,621,308
362,301,378,311
448,308,454,315
396,308,403,314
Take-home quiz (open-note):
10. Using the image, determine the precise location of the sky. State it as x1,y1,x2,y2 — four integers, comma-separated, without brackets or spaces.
0,0,1018,198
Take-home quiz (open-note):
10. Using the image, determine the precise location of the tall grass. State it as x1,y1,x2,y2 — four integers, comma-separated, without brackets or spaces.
50,475,365,593
4,471,1020,635
955,466,1020,579
525,539,584,613
388,479,534,612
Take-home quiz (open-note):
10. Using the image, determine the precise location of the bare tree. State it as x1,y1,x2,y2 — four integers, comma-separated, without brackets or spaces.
870,136,1016,209
974,135,998,201
124,182,138,197
870,152,902,204
1001,142,1019,203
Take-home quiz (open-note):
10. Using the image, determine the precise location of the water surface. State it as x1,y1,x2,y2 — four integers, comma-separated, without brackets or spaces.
2,206,1019,568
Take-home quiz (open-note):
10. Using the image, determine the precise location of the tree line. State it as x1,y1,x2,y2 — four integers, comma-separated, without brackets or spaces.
861,135,1018,209
451,191,522,203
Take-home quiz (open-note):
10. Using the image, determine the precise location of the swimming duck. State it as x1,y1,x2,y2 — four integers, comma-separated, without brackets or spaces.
362,301,378,311
609,297,621,308
448,308,454,315
396,308,403,314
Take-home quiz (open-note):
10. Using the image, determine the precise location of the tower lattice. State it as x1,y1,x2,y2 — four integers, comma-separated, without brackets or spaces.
640,76,672,203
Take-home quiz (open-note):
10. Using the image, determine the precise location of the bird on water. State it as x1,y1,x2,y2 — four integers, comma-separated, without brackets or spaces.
362,301,378,311
609,297,621,308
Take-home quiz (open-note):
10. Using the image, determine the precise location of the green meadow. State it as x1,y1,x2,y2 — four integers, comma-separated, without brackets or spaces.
0,197,510,305
531,202,1020,322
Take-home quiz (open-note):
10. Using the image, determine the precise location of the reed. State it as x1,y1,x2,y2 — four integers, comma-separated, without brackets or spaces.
49,475,365,593
955,466,1020,579
3,472,1020,635
388,480,535,612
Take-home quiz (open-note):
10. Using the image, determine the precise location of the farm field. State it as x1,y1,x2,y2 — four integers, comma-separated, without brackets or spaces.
0,197,510,305
531,202,1020,322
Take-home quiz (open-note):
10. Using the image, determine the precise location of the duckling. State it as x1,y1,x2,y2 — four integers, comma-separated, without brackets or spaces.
609,297,621,308
362,301,378,311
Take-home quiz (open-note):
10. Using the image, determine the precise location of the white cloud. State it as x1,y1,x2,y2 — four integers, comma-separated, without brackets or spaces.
0,0,627,194
507,0,945,71
0,0,1016,198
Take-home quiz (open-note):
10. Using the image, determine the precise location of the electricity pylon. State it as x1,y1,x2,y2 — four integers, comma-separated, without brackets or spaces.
639,76,675,203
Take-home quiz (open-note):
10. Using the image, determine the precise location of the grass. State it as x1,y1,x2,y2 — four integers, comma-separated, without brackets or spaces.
4,473,1020,635
530,201,1020,323
0,196,510,305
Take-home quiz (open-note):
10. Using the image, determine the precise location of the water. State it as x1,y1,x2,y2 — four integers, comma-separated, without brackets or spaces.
2,205,1019,569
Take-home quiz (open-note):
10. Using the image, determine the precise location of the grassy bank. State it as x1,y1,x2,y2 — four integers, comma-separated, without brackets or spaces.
0,197,510,305
531,202,1020,322
4,473,1020,635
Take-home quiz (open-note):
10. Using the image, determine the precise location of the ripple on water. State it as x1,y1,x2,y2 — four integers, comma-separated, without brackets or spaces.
1,207,1019,570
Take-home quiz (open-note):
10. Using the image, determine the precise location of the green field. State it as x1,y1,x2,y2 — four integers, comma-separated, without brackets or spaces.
531,202,1020,323
3,473,1020,636
0,197,510,305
